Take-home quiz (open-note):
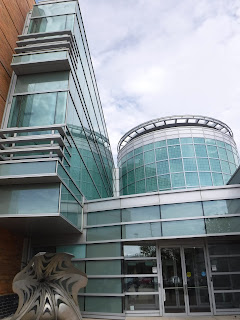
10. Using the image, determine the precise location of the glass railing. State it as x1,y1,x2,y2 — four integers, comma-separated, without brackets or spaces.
12,51,68,64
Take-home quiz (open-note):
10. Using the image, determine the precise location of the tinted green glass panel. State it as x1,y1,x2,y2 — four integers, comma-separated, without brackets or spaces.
127,158,134,171
124,260,157,274
197,158,210,171
122,222,161,239
181,144,195,157
32,1,76,17
194,144,207,157
155,147,168,161
127,170,135,185
0,161,56,176
135,166,145,181
122,174,127,188
15,72,69,93
162,219,205,236
212,173,223,186
134,153,144,167
207,145,218,158
227,150,235,163
199,172,212,187
170,159,183,172
158,174,171,190
185,172,199,187
183,158,197,171
87,209,121,226
56,244,85,258
87,226,121,241
155,140,166,148
127,151,134,159
8,92,67,128
218,148,228,160
171,173,185,187
203,199,240,216
206,138,216,145
134,146,143,155
180,137,193,144
122,206,160,222
128,183,135,194
28,15,75,33
146,176,158,192
87,243,121,258
216,140,225,147
86,260,121,275
161,202,203,219
144,150,155,164
0,183,59,214
13,51,67,64
229,163,237,174
223,174,231,184
225,143,232,151
85,297,122,313
206,217,240,234
145,163,156,178
136,179,146,194
86,278,122,294
194,137,205,143
156,160,169,175
210,159,221,172
168,145,181,158
167,138,179,145
143,143,154,151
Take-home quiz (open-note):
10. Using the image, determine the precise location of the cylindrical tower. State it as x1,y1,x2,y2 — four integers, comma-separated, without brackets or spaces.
118,115,239,195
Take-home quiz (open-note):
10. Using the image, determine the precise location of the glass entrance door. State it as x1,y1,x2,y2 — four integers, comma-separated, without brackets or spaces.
160,246,211,315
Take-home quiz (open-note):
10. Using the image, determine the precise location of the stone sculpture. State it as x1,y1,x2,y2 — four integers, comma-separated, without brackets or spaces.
9,252,87,320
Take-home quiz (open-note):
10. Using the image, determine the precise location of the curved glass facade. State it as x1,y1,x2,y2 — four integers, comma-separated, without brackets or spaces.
119,137,239,195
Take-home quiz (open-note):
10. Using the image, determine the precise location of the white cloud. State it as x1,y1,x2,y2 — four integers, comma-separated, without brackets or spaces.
80,0,240,162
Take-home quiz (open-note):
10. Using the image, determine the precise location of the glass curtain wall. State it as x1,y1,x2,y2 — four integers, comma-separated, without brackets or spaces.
119,137,239,195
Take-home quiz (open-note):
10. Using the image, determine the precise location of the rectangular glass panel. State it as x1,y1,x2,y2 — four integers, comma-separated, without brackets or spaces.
218,147,228,160
155,140,166,148
0,161,56,176
122,206,160,222
155,147,168,161
86,260,121,275
0,183,59,214
210,159,221,172
87,225,121,241
161,248,185,313
207,145,218,158
56,244,85,258
85,297,122,313
87,243,121,258
135,166,145,180
167,138,180,145
14,72,69,93
185,172,199,187
203,199,240,216
134,153,144,167
125,277,158,292
144,150,155,164
183,158,197,171
86,278,122,293
209,256,240,272
87,209,121,225
197,158,210,171
206,217,240,234
146,176,158,192
180,137,193,144
168,145,181,158
184,248,210,312
161,202,203,219
171,173,185,188
215,292,240,310
169,159,183,172
122,222,161,239
145,163,156,177
125,295,159,311
208,243,240,255
32,1,76,17
123,245,156,257
194,144,207,157
212,172,223,186
124,260,157,274
13,51,67,64
28,15,75,34
158,174,171,190
199,172,212,187
212,274,240,290
181,144,195,157
162,219,205,236
156,160,169,175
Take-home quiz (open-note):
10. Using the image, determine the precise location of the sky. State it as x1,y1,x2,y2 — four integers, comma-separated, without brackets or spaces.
79,0,240,161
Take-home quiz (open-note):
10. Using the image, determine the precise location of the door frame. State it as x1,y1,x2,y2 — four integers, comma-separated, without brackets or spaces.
157,239,214,317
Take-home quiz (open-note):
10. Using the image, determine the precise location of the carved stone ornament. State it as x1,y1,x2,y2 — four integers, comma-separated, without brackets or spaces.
9,252,87,320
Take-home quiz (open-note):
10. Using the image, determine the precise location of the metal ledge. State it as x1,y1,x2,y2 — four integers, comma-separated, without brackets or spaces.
117,115,234,151
18,30,72,41
15,41,71,54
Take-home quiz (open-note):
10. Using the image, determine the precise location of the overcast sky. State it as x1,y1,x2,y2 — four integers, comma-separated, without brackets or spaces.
79,0,240,161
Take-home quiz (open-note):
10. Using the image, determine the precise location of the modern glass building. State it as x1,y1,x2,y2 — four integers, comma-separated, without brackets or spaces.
118,116,239,195
1,1,240,319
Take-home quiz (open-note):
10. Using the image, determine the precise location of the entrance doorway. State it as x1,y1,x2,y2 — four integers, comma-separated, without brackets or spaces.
160,246,211,315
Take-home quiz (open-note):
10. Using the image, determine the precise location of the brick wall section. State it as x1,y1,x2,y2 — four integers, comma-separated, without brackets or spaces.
0,294,18,319
0,0,35,299
0,229,24,294
0,0,35,125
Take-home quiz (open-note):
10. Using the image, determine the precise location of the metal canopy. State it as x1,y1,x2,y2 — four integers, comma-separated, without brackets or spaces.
117,115,233,151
